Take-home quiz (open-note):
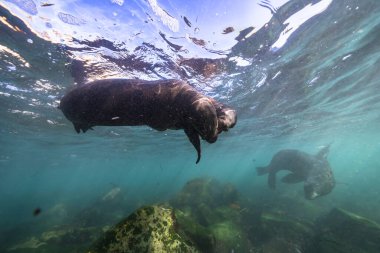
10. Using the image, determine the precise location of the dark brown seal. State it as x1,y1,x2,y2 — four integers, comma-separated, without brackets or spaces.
59,79,237,163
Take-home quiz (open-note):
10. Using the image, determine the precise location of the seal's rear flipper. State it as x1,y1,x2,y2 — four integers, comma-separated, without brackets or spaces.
281,173,304,184
184,128,201,164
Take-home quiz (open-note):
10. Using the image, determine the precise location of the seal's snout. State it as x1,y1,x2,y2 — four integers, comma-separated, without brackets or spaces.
217,108,237,133
304,183,320,200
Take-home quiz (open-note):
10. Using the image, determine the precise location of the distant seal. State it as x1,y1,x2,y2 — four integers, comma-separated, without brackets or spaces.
256,146,335,199
59,79,237,163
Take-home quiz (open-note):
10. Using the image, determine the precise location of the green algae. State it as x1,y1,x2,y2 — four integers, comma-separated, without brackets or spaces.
89,205,199,253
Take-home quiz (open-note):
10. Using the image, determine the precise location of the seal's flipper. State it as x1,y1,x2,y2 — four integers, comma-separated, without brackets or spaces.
268,172,276,189
316,144,331,160
184,128,201,164
256,166,269,176
73,123,93,133
73,123,81,133
281,173,304,184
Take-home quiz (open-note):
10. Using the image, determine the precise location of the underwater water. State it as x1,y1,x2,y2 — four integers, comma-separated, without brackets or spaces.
1,0,380,252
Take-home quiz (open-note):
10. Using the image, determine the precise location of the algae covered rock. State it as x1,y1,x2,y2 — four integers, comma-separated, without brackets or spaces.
7,227,102,253
175,206,251,253
170,177,241,228
245,210,315,253
89,205,199,253
170,178,239,210
209,219,249,252
314,208,380,253
171,178,252,252
259,212,314,241
174,209,215,252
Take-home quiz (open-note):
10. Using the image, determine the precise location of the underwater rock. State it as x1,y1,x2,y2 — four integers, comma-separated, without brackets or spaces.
170,178,239,211
8,236,46,251
89,205,199,253
242,210,315,253
314,208,380,253
90,179,251,253
170,178,252,252
175,209,215,252
209,219,250,253
175,206,252,253
7,227,101,253
261,211,314,241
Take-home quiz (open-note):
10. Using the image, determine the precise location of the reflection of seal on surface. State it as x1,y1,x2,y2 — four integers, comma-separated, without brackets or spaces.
256,145,335,199
59,79,237,163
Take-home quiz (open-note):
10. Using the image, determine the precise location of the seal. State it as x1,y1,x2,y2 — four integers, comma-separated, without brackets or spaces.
59,79,237,163
256,145,335,199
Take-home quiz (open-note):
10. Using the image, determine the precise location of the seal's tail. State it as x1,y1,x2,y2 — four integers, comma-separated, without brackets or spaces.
256,166,269,176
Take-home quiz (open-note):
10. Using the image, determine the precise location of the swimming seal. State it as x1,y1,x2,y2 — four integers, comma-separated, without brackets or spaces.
256,145,335,199
59,79,237,163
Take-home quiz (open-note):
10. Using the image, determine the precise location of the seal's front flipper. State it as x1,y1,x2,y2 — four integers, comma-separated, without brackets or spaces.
268,172,276,189
184,128,201,164
73,123,93,133
316,144,331,160
74,123,81,133
256,166,269,175
281,173,304,184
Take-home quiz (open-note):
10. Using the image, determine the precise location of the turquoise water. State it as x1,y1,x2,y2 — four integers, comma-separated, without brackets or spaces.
1,0,380,252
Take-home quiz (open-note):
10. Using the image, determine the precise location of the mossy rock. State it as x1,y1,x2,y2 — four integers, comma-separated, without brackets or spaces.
170,178,241,229
89,205,199,253
170,178,239,210
209,220,250,253
175,208,251,253
260,212,314,238
315,208,380,253
255,211,315,252
175,209,215,252
7,227,101,253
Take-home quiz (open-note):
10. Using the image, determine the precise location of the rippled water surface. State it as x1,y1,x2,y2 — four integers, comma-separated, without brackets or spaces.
1,0,380,252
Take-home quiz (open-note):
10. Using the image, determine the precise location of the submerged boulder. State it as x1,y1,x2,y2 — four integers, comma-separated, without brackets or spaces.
89,205,199,253
170,178,241,229
314,208,380,253
259,212,314,241
241,209,315,253
175,206,251,253
170,178,239,211
7,227,102,253
171,178,252,252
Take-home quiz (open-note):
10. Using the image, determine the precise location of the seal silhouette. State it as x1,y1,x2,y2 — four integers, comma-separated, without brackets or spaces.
59,79,237,163
256,145,335,199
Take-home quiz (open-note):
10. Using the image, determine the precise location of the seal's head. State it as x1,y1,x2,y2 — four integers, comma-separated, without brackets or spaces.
304,160,335,200
190,97,218,143
209,98,237,134
216,108,237,133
